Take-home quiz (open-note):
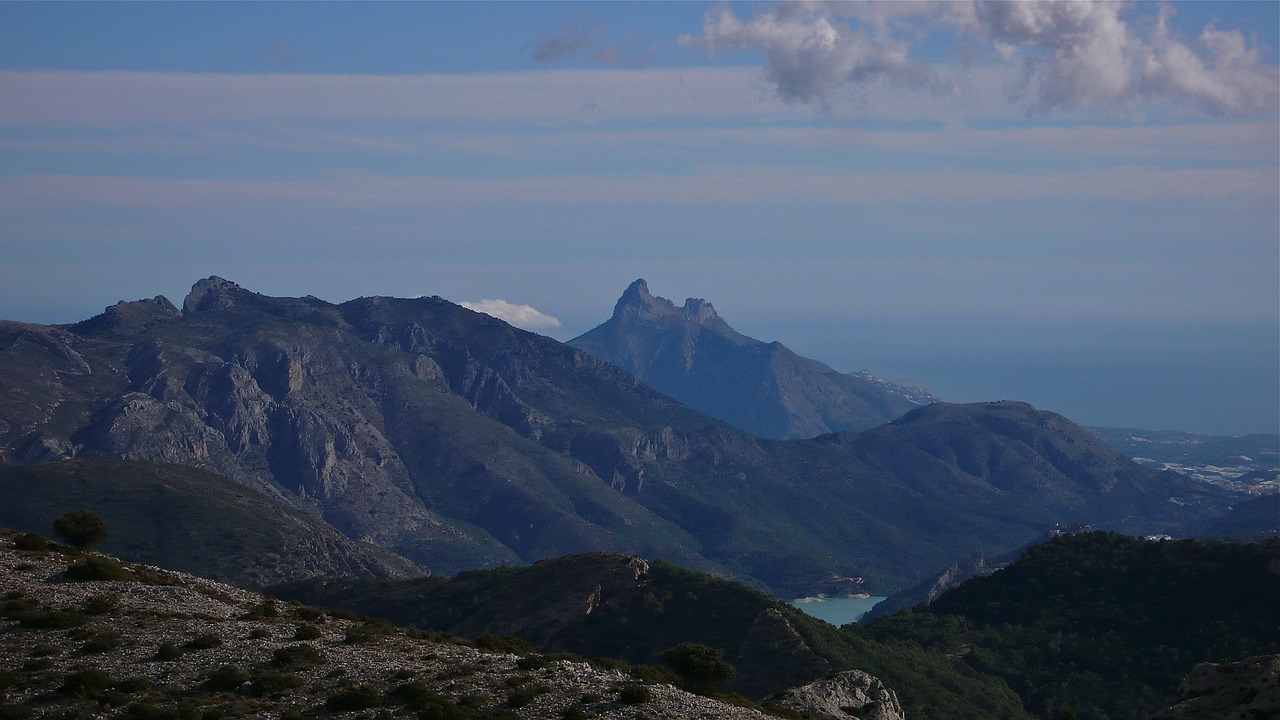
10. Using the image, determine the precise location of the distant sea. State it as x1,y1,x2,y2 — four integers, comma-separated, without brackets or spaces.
789,596,887,626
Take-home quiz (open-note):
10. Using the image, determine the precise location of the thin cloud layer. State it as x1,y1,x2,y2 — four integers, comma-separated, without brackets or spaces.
459,299,562,330
528,14,656,69
683,1,1278,116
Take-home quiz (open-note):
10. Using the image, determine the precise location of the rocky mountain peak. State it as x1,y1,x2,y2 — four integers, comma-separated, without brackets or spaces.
183,275,249,314
613,278,676,320
612,279,721,326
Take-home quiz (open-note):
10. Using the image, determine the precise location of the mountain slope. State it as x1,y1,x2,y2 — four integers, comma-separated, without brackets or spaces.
0,458,421,587
0,531,775,720
270,551,1030,718
856,532,1280,720
0,277,1237,594
569,279,937,439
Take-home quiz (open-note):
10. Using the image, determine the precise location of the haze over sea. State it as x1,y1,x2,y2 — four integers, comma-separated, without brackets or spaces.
2,2,1276,436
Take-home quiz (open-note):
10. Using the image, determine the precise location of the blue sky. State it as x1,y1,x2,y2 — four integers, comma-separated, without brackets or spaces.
1,1,1277,435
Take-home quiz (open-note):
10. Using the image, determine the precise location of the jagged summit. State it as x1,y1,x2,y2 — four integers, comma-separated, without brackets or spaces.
571,281,939,439
614,278,723,326
183,275,249,313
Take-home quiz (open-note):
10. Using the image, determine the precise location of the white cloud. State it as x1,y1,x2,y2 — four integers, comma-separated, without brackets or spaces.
681,2,939,107
680,1,1278,116
459,299,562,330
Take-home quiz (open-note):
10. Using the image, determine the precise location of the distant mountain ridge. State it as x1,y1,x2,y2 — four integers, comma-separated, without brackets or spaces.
569,279,938,439
0,277,1237,595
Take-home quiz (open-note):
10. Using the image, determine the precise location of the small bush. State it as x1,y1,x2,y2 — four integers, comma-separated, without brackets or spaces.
22,658,54,672
293,624,322,640
238,600,279,620
114,677,152,693
325,685,382,712
29,643,60,657
14,533,49,551
60,668,115,698
65,556,129,582
272,644,326,668
561,708,589,720
506,688,537,708
81,593,120,615
16,608,89,629
473,633,536,655
204,665,249,692
0,703,35,719
154,642,182,661
248,627,271,639
53,509,110,550
81,631,123,653
122,702,180,720
329,608,359,621
247,670,303,697
618,685,651,704
184,634,223,650
344,617,398,644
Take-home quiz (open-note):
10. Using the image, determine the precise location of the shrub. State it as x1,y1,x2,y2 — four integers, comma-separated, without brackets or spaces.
344,617,397,644
16,608,89,629
53,509,110,550
59,668,115,698
154,643,182,661
618,685,651,704
203,665,249,692
82,593,120,615
65,556,129,582
14,533,49,551
506,687,538,708
122,703,179,720
81,631,123,653
238,600,279,620
325,685,382,712
183,634,223,650
22,658,54,672
293,624,322,640
473,633,536,655
114,677,152,693
247,670,303,697
561,708,589,720
662,642,737,694
271,644,326,668
0,703,35,719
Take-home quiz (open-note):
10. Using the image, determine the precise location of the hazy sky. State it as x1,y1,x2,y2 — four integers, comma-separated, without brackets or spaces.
2,2,1277,436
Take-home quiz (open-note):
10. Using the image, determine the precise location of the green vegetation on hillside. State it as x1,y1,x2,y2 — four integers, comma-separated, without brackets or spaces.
271,553,1030,718
0,459,420,587
855,532,1280,720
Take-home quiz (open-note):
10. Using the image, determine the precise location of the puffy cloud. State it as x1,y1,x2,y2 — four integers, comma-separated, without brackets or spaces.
680,2,939,107
459,299,561,330
978,0,1278,115
681,1,1278,116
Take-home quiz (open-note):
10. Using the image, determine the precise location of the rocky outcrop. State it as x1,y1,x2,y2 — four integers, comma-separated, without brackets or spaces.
767,669,906,720
1146,655,1280,720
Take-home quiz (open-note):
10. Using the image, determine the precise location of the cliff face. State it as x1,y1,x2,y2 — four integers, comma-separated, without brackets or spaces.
569,279,937,439
0,278,1236,594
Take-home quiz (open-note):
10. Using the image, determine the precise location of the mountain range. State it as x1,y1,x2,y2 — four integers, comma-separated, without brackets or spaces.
0,277,1241,595
569,279,937,439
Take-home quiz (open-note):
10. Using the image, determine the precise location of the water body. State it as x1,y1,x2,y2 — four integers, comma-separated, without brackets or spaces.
789,596,887,626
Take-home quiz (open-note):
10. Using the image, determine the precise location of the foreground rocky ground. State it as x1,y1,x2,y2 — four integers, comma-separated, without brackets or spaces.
0,531,777,719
